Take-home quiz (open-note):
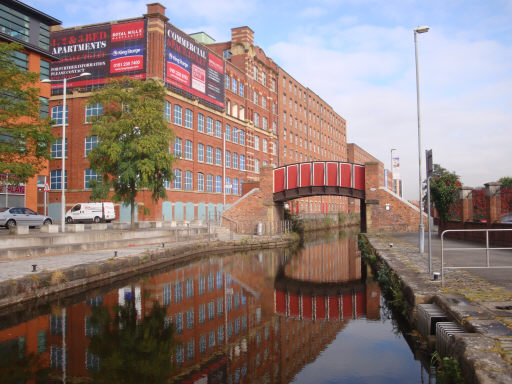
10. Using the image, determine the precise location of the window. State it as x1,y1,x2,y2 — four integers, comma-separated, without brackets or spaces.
206,117,213,134
175,345,184,364
261,97,266,110
239,130,245,145
9,50,28,71
272,78,276,91
85,103,103,123
197,143,204,162
173,169,182,189
208,301,215,321
217,297,223,316
187,340,194,360
174,313,183,334
181,140,192,160
39,96,48,118
200,335,206,353
254,159,260,173
261,71,266,86
197,113,204,132
206,174,213,192
51,139,67,158
263,138,268,153
208,331,215,347
217,326,224,345
232,153,238,169
232,78,237,93
225,75,230,90
225,124,231,141
254,135,260,150
215,148,222,166
215,120,222,138
173,105,182,125
174,138,182,157
163,284,171,305
85,136,98,156
262,117,268,130
199,304,205,324
240,155,245,171
174,281,183,302
51,105,68,125
226,177,231,194
84,169,99,189
253,65,258,80
232,127,238,143
206,146,213,164
215,175,221,193
164,101,171,121
233,179,239,195
40,60,50,80
185,109,193,128
197,173,204,191
50,170,67,190
239,83,244,97
184,171,192,190
198,276,205,294
186,309,194,329
254,112,259,127
0,6,29,43
272,121,277,133
225,150,231,167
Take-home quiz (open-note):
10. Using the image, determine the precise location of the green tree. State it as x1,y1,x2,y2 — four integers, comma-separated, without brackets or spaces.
86,78,175,229
88,297,176,383
498,177,512,189
0,42,54,184
429,164,461,223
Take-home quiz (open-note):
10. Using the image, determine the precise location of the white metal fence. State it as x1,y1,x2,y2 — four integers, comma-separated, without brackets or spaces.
441,228,512,284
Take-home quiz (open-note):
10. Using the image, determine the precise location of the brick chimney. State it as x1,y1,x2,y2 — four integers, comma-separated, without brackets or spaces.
231,26,254,46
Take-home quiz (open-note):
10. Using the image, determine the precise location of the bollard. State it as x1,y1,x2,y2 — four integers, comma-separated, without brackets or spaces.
32,264,37,272
114,251,118,257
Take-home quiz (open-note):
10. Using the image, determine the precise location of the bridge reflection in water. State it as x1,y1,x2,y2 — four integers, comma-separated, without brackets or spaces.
0,231,382,384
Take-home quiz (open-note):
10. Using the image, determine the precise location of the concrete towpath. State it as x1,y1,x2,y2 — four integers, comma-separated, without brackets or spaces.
0,226,244,283
365,231,512,383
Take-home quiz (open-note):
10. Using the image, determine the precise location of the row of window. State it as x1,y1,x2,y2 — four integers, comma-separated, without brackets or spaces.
49,168,244,194
171,170,242,195
174,139,247,168
172,314,248,364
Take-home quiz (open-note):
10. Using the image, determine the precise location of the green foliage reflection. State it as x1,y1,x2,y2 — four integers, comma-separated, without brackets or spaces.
88,295,176,384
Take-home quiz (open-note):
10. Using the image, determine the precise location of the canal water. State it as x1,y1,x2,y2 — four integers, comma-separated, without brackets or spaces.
0,230,433,383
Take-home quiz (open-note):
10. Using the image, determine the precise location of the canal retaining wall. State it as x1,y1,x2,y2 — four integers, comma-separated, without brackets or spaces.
0,235,297,313
361,234,512,384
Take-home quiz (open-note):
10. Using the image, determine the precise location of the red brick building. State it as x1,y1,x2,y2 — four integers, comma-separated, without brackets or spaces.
46,3,355,223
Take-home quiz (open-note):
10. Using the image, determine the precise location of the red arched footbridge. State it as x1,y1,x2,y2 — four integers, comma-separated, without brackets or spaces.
273,161,365,202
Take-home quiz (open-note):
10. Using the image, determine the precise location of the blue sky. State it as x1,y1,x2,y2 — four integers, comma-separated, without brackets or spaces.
29,0,512,199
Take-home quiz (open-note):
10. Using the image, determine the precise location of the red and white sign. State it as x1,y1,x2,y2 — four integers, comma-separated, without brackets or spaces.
111,21,145,42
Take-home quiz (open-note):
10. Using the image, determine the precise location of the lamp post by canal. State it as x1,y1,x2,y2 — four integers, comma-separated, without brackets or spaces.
414,25,429,253
42,72,90,232
390,148,396,192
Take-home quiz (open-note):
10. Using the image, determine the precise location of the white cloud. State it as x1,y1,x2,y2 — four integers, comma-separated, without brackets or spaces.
269,21,512,199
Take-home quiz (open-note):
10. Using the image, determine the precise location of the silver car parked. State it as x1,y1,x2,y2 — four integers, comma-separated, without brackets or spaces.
0,207,53,228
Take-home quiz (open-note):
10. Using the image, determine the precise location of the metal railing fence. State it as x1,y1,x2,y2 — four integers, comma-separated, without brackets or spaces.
441,228,512,284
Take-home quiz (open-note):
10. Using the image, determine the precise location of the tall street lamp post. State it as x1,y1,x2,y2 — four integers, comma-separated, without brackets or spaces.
414,26,429,254
42,72,91,232
390,148,396,192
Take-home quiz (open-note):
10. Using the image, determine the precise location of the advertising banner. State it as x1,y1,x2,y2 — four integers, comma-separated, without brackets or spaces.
392,157,400,179
49,19,147,89
164,23,224,108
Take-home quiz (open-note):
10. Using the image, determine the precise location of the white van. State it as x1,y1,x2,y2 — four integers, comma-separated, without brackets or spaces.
65,202,116,224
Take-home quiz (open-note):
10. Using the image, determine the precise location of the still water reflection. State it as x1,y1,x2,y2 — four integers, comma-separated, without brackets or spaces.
0,231,430,383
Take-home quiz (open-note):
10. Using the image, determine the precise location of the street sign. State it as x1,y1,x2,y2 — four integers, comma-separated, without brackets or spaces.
426,149,433,178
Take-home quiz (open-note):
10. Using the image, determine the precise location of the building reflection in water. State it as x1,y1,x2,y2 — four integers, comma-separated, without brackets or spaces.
0,231,380,383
